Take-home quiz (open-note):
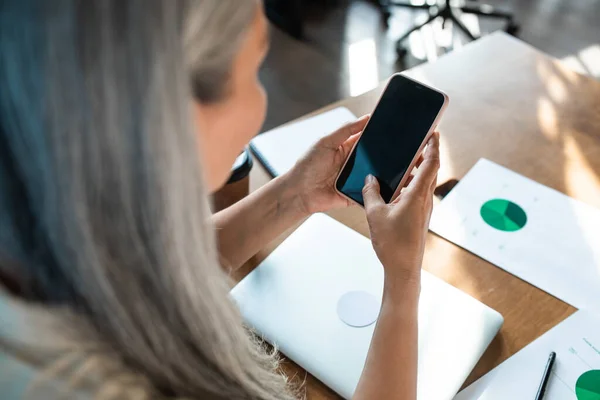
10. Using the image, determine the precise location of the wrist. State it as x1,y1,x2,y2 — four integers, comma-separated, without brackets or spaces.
382,272,421,306
278,172,312,218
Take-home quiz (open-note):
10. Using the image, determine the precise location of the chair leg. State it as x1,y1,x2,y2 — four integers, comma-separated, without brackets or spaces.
395,11,441,45
448,9,477,41
376,0,392,21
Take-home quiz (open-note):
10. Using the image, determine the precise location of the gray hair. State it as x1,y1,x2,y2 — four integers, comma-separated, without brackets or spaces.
0,0,295,398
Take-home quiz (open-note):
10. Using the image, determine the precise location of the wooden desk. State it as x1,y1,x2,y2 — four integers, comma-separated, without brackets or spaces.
240,32,600,399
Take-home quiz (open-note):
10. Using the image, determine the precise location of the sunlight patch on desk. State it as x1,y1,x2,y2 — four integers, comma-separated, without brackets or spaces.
348,39,379,97
563,136,600,204
540,57,581,86
564,156,600,277
561,44,600,79
579,45,600,77
560,55,588,76
546,74,568,102
423,236,479,300
537,96,558,140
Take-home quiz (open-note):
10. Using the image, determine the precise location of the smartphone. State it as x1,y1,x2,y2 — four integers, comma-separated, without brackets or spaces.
334,73,449,206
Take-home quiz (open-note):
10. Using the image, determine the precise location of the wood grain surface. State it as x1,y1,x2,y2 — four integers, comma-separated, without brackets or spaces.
235,32,600,399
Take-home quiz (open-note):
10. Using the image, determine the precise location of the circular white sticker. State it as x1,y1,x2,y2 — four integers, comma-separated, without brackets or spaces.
336,291,380,328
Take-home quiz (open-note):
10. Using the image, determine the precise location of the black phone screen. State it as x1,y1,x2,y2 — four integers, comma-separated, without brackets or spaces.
335,75,445,205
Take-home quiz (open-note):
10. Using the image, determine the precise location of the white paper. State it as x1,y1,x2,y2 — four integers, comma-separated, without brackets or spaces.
250,107,357,176
454,311,600,399
430,159,600,315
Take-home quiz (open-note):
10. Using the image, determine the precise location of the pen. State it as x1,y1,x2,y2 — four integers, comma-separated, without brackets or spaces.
535,351,556,400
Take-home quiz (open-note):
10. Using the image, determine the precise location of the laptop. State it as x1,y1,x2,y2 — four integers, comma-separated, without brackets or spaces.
231,214,503,399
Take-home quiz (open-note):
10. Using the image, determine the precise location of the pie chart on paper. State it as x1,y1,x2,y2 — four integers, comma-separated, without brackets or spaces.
480,199,527,232
576,370,600,400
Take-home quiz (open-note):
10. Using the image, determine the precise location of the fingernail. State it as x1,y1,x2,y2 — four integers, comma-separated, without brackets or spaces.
365,174,375,185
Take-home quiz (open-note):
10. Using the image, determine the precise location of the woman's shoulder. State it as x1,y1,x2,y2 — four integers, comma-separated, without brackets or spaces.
0,349,89,400
0,286,152,400
0,286,84,398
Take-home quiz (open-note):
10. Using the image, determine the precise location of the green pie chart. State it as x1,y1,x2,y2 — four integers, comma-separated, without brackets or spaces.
480,199,527,232
576,370,600,400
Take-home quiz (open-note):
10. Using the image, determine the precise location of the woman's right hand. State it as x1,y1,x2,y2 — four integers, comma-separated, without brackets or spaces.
362,132,440,300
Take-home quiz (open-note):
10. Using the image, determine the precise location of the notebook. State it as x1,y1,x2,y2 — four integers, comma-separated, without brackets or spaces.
231,214,504,399
251,107,357,176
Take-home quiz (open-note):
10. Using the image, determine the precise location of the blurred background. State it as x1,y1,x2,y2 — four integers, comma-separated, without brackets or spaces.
261,0,600,130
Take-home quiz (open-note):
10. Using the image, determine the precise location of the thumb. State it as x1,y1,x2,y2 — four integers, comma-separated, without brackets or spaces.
362,175,384,210
322,115,369,148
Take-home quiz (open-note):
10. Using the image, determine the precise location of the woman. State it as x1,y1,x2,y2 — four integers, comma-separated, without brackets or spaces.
0,0,440,399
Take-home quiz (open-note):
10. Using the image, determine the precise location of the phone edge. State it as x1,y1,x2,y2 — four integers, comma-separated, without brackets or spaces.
333,72,450,207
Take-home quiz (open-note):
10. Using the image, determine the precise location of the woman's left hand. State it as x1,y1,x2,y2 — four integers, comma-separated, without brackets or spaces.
288,115,370,214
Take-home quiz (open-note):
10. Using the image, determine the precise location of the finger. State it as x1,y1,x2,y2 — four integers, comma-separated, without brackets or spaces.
389,173,415,205
404,174,415,188
340,132,361,158
407,132,440,196
362,174,385,211
322,115,370,148
430,173,438,194
415,154,425,169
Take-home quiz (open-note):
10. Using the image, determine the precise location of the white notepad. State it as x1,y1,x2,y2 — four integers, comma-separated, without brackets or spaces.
251,107,357,176
231,214,503,399
430,159,600,315
455,311,600,400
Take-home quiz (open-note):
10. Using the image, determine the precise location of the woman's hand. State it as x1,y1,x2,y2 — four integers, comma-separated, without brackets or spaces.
362,132,440,299
288,115,370,214
354,135,438,400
